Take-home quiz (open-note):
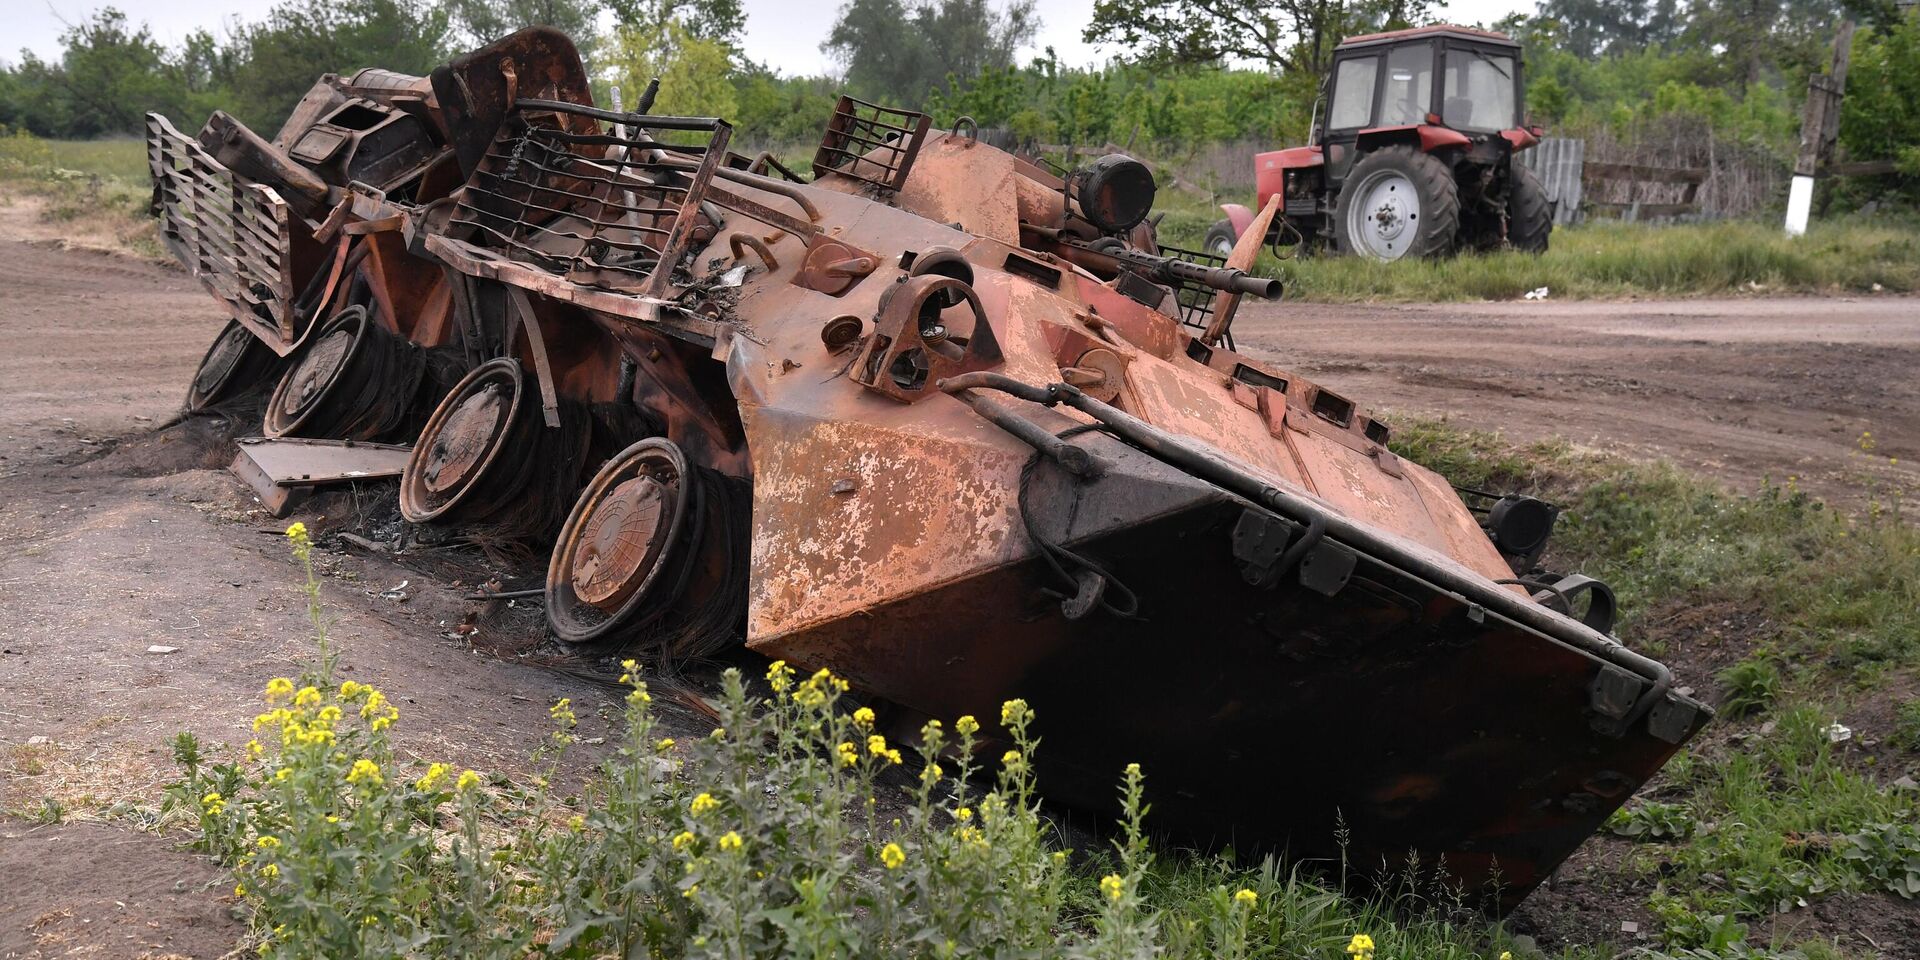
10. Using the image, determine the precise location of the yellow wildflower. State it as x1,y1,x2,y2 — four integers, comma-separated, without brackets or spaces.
346,759,383,786
315,705,341,726
260,863,279,879
683,884,699,898
256,835,281,849
201,791,225,815
690,792,719,816
1346,934,1376,960
920,762,944,783
672,830,696,851
1001,749,1023,769
1000,698,1030,726
284,521,307,541
293,685,321,708
234,883,246,897
852,706,876,728
1099,874,1125,902
246,739,264,760
836,741,860,767
550,698,575,726
417,763,449,792
274,768,291,781
655,738,675,752
766,659,793,692
867,733,889,756
955,715,979,736
456,769,481,791
338,680,364,700
264,677,295,702
718,831,743,852
1501,953,1513,960
568,815,585,832
880,842,906,870
1234,888,1257,907
360,690,387,719
884,749,903,765
628,686,652,707
1124,762,1141,778
955,807,973,821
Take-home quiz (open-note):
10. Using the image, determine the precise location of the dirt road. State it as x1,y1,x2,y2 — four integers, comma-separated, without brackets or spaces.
1,199,1913,954
1236,297,1919,505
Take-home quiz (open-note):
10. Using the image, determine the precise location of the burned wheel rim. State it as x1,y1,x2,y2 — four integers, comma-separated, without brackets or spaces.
186,320,275,412
547,438,696,643
400,358,526,522
263,307,371,437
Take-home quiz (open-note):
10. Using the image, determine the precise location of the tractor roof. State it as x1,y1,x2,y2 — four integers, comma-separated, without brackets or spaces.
1336,24,1518,50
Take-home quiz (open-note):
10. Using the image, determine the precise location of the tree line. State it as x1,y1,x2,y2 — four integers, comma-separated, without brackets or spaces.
2,0,1915,186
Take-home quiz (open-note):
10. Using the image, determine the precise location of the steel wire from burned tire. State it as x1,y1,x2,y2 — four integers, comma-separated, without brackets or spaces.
186,320,283,412
262,306,427,440
545,438,749,662
1333,146,1460,261
1508,162,1553,253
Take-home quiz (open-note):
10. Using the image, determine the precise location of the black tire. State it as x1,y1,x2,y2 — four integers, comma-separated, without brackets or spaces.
1508,162,1552,254
1332,146,1460,261
1203,219,1238,258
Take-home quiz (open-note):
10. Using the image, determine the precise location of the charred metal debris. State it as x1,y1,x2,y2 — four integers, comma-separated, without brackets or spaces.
149,28,1708,908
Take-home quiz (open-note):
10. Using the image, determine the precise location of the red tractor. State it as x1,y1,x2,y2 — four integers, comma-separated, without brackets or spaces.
1206,25,1552,262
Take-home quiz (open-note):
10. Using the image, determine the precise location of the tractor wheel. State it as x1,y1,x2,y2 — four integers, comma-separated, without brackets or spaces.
1508,162,1552,254
1204,219,1238,258
1333,147,1460,261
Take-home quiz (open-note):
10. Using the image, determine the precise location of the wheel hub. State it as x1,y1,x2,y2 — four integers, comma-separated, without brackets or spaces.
194,324,253,396
281,329,353,417
570,472,676,611
423,384,507,494
1348,170,1420,260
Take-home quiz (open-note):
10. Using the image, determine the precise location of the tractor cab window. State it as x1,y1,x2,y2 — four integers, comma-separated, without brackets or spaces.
1443,47,1517,131
1328,56,1379,129
1379,44,1434,126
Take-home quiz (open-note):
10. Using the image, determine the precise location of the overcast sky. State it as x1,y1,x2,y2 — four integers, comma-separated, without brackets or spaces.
9,0,1538,73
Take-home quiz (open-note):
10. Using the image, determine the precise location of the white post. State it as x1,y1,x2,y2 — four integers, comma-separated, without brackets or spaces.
1784,174,1814,236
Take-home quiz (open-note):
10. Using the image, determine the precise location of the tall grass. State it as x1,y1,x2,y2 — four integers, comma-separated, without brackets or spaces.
1392,419,1920,951
0,128,162,258
1263,218,1920,302
1148,186,1920,301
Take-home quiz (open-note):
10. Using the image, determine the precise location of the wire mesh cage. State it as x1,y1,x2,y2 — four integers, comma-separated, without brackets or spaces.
812,96,931,192
449,100,733,298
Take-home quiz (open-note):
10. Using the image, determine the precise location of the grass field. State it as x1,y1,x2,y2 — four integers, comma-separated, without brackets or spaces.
0,132,163,258
1151,191,1920,302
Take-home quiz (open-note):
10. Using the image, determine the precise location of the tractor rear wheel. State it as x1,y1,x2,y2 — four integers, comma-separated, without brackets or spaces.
1508,162,1552,253
1333,146,1460,261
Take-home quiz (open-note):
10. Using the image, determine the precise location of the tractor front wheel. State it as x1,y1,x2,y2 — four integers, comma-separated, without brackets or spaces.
1508,162,1552,253
1333,147,1460,261
1204,219,1238,258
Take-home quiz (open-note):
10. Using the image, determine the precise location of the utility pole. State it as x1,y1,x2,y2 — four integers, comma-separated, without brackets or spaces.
1785,20,1855,236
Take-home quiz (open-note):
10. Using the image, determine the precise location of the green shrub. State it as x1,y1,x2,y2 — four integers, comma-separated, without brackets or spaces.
1718,658,1782,718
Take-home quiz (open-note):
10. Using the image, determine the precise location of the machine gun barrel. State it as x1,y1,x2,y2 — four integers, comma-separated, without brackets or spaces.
1063,239,1282,300
1153,256,1282,299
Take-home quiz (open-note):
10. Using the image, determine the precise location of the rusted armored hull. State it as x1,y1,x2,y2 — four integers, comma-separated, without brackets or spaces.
149,27,1707,909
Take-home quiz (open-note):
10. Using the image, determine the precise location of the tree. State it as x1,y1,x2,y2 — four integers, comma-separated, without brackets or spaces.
10,8,196,137
603,16,738,125
1082,0,1430,79
229,0,451,131
448,0,606,48
823,0,1039,106
604,0,746,51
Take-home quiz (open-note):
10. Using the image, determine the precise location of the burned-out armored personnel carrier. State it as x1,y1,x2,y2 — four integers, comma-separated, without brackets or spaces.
148,28,1706,907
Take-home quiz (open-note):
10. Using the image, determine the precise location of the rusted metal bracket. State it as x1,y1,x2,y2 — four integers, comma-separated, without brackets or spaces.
506,286,562,428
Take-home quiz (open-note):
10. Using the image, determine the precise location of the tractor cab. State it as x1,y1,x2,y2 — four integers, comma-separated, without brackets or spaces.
1317,26,1528,186
1209,25,1551,262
